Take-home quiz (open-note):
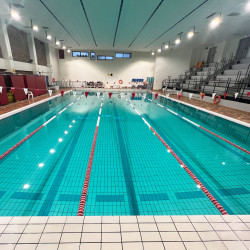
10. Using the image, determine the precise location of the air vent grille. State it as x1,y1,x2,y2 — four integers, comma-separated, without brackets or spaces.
13,3,24,8
227,12,240,16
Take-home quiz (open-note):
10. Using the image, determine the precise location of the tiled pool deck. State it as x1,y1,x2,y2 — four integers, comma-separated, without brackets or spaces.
0,215,249,250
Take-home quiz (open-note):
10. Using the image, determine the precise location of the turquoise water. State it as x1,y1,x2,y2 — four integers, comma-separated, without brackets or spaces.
0,91,249,216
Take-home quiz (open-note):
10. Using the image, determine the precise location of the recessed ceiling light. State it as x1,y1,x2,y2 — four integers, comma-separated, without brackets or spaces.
33,25,39,31
38,163,44,168
23,184,30,189
187,31,194,39
10,10,21,21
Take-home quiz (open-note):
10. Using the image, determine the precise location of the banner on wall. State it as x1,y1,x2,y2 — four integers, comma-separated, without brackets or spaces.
0,86,2,94
73,91,76,97
189,93,193,100
212,93,216,99
97,92,100,98
48,90,52,96
235,92,238,99
23,88,28,95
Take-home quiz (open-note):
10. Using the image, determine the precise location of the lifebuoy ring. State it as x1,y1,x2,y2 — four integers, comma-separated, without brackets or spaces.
119,80,123,84
214,95,221,104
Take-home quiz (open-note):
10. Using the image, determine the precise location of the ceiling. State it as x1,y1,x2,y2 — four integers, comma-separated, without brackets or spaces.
0,0,250,52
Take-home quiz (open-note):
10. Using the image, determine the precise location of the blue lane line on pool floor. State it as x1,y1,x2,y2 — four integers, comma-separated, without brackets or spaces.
113,104,140,215
218,188,250,196
143,114,233,214
147,97,249,162
38,111,91,216
12,192,43,200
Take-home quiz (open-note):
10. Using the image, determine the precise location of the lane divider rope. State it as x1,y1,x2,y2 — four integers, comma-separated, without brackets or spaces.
78,96,104,216
143,95,249,154
125,97,229,215
0,95,83,160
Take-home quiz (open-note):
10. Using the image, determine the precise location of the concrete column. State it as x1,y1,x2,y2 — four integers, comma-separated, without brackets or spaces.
27,33,39,74
0,18,15,72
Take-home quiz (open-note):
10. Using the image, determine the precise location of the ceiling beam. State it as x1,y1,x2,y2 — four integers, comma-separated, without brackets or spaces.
79,0,97,47
113,0,124,47
128,0,165,48
39,0,80,47
145,0,208,48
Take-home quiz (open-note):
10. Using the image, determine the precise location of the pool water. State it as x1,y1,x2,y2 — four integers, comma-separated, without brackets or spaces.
0,91,249,216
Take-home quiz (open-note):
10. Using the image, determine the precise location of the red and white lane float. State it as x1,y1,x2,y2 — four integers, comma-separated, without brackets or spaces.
0,95,84,160
78,96,104,216
125,98,229,215
144,94,249,154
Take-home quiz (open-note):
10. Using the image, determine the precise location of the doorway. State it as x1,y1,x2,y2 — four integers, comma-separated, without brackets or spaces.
207,47,217,64
235,37,250,60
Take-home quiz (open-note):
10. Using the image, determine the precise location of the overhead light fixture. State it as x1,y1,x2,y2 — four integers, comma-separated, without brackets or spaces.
33,25,39,31
165,44,169,49
187,31,194,39
55,38,60,46
151,51,155,55
47,35,52,40
62,46,66,50
175,38,181,45
67,49,71,53
10,9,21,21
158,48,161,53
210,16,221,29
246,1,250,12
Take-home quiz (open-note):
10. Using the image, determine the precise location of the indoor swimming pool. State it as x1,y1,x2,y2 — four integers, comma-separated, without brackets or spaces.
0,91,249,217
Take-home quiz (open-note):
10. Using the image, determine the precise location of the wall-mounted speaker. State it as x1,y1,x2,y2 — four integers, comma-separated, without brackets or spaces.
59,49,65,59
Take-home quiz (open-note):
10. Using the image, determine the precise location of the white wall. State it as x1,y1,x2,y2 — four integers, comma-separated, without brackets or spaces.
58,51,154,87
153,47,193,90
48,46,61,81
